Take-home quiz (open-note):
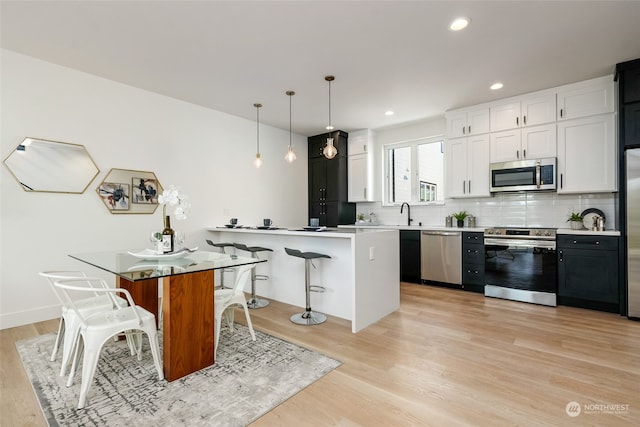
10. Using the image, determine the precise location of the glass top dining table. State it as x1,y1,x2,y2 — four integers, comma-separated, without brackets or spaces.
69,249,266,381
69,249,265,282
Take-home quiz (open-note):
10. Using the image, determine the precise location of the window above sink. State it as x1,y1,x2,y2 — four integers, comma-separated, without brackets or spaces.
383,135,445,206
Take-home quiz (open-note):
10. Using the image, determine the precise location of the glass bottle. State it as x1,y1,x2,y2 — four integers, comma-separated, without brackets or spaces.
162,215,174,253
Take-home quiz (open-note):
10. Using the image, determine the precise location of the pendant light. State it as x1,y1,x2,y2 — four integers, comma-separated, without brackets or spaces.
323,75,338,159
284,91,297,163
253,103,263,168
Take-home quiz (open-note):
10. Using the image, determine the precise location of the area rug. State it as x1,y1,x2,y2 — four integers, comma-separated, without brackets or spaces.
16,324,341,426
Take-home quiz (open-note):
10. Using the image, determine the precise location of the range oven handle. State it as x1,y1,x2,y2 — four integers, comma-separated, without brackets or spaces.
484,237,556,250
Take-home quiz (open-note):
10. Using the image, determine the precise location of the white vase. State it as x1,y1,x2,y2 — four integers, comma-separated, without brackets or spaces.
570,220,583,230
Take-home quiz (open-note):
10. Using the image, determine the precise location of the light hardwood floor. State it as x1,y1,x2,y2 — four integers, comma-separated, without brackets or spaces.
2,283,639,426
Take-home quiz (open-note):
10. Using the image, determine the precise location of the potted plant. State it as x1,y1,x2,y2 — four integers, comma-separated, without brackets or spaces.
452,211,468,228
356,213,366,224
567,212,584,230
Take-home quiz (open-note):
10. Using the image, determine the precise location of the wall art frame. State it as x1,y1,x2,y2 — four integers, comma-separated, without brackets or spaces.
97,168,163,214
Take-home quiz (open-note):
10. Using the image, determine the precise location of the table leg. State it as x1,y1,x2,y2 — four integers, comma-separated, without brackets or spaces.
163,270,215,381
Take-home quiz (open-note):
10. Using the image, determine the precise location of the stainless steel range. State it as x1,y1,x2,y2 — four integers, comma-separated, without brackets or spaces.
484,227,557,306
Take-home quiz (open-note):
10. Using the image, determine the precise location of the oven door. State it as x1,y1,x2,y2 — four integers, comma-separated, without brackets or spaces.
484,238,557,294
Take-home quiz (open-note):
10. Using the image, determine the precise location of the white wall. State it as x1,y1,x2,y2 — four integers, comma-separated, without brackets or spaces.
0,50,308,329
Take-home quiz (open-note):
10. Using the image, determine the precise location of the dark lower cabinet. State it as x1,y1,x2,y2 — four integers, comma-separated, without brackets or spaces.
400,230,421,283
462,232,485,293
557,235,620,313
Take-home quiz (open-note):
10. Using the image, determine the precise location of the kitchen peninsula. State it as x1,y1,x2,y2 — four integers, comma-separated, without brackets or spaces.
206,227,399,332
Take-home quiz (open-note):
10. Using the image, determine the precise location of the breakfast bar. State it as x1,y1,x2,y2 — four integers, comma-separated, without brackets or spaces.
206,227,400,332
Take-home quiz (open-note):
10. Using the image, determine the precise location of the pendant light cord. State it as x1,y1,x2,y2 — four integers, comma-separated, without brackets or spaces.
254,103,261,153
327,79,331,129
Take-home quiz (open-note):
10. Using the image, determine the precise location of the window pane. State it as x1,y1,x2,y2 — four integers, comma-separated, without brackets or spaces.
417,141,444,202
390,146,411,203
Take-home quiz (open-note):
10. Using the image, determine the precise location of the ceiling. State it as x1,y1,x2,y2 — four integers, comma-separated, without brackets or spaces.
2,1,640,137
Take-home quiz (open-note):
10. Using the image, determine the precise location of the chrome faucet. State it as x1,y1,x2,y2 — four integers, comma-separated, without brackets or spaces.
400,202,412,226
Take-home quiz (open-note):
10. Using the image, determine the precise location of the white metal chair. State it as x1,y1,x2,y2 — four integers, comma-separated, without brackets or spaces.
214,264,256,359
39,271,134,379
54,277,163,409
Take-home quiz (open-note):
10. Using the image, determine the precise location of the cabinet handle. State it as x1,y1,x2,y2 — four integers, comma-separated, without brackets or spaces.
468,125,471,134
560,108,564,118
364,188,367,199
560,174,563,189
559,250,563,262
523,115,527,125
364,144,367,152
463,181,466,194
573,240,601,246
468,180,471,193
516,150,519,159
462,126,466,135
516,117,519,126
523,149,526,159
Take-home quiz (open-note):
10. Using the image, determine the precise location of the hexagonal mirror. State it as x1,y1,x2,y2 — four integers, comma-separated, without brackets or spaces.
3,137,99,193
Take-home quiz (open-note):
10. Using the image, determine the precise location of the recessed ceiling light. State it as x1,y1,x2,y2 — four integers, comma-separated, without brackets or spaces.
449,17,470,31
384,110,395,116
490,82,504,90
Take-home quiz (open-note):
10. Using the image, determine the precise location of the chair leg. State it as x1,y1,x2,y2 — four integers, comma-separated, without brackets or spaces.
214,313,222,359
77,336,102,409
60,322,81,377
241,303,256,341
224,308,235,332
51,318,65,362
66,335,84,387
143,327,164,381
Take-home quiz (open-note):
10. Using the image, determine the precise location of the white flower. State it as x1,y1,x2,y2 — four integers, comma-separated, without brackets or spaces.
159,185,191,220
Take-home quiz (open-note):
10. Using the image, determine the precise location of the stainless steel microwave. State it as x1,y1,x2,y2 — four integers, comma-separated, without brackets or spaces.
490,158,556,192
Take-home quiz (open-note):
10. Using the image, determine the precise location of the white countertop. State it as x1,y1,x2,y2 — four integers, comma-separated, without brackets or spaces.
339,224,620,236
556,228,620,236
207,226,397,239
339,224,485,233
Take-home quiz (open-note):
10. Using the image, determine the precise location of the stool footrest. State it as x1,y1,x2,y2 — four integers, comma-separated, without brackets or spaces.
310,285,325,293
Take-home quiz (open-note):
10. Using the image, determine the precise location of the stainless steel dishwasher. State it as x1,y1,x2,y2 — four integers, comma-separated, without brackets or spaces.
421,230,462,285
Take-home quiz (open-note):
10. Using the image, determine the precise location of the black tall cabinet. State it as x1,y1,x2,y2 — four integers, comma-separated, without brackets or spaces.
308,131,355,226
616,58,640,316
617,58,640,148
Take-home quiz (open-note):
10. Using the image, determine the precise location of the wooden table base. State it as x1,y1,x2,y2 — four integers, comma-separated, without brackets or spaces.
118,270,216,381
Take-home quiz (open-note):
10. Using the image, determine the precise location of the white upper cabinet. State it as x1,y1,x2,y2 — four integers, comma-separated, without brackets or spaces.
490,123,557,163
557,114,616,194
446,107,490,138
348,129,376,202
490,92,556,132
348,130,368,156
557,75,615,121
446,134,490,198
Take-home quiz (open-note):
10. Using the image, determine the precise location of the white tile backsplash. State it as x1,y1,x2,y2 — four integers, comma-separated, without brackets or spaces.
358,192,618,229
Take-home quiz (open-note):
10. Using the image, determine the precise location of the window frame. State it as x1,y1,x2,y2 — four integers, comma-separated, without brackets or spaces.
382,135,445,207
